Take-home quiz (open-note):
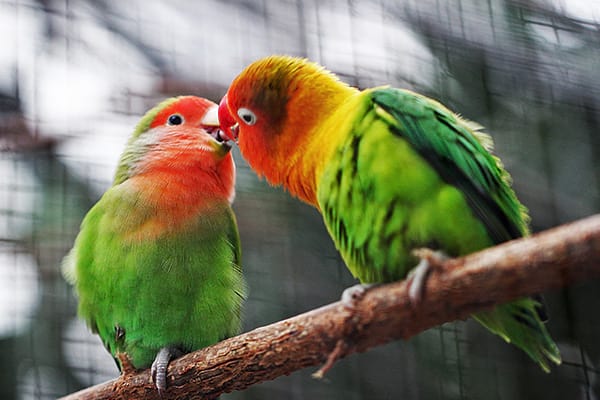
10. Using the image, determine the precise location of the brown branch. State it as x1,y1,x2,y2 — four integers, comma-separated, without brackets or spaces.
60,214,600,400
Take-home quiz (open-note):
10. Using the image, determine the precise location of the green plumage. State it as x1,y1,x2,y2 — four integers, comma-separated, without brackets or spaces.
63,97,245,374
318,87,560,371
65,189,243,368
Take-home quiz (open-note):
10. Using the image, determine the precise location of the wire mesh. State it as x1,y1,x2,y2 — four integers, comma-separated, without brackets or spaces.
0,0,599,399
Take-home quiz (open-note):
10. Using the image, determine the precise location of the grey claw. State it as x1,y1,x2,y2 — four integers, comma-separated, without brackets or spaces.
341,283,377,308
408,249,449,305
151,346,183,392
407,258,431,305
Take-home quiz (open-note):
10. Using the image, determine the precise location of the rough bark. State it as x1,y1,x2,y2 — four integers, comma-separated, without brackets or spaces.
60,214,600,400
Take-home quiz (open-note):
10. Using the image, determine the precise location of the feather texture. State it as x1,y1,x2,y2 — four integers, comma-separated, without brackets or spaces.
222,56,560,372
64,96,245,370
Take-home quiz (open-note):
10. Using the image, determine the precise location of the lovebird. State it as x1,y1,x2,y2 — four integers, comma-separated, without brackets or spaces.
217,55,560,371
63,96,246,391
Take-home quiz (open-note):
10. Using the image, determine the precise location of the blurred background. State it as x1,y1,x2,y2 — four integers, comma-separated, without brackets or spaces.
1,0,599,399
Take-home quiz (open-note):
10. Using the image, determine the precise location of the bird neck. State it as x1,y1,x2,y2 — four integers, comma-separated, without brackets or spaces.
283,86,360,208
120,153,234,240
238,69,358,208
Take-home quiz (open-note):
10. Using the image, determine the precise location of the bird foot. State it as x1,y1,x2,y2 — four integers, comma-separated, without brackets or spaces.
151,346,184,393
341,283,378,309
407,248,449,306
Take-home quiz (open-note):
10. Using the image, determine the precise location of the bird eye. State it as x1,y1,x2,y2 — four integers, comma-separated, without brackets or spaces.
237,108,257,126
167,114,184,126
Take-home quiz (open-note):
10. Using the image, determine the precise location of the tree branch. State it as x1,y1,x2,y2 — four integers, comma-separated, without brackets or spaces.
60,214,600,400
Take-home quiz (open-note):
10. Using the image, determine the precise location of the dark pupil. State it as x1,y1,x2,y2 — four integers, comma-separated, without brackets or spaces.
168,114,183,125
243,114,253,123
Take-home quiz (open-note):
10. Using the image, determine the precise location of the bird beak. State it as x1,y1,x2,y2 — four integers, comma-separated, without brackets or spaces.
200,104,219,127
200,104,230,149
218,94,239,142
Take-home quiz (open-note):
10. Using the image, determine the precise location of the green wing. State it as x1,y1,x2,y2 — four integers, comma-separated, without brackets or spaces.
370,88,528,244
318,87,559,370
319,87,529,282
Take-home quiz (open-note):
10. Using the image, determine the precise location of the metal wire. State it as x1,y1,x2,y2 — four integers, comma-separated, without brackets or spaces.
0,0,598,399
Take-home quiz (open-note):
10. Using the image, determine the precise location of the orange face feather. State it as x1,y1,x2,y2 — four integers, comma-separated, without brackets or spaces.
118,96,235,241
219,55,357,206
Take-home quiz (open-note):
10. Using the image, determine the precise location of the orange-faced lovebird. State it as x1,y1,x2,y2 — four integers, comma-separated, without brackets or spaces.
63,96,246,391
217,55,560,372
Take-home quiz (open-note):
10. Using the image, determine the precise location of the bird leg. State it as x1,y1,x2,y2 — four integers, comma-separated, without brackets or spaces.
151,346,184,393
407,248,449,305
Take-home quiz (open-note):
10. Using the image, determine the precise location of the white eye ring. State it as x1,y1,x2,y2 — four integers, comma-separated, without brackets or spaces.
237,108,257,126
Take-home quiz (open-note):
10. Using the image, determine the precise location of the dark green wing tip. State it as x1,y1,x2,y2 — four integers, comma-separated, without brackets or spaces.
514,299,562,372
528,334,561,372
474,298,561,373
528,341,561,373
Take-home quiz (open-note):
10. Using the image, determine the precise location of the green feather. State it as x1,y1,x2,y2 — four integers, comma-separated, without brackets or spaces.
65,187,244,368
64,185,245,368
371,88,529,242
113,97,179,185
317,87,560,371
63,97,245,371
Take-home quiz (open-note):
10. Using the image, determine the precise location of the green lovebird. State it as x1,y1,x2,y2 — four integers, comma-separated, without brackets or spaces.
217,55,560,371
63,96,246,391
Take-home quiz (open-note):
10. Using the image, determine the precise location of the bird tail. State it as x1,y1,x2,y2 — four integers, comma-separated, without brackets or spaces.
473,298,561,372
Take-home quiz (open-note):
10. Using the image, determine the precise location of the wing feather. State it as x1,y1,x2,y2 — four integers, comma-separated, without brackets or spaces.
371,88,528,243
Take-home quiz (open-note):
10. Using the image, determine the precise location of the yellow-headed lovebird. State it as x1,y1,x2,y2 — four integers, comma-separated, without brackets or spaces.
217,55,560,371
63,96,246,392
